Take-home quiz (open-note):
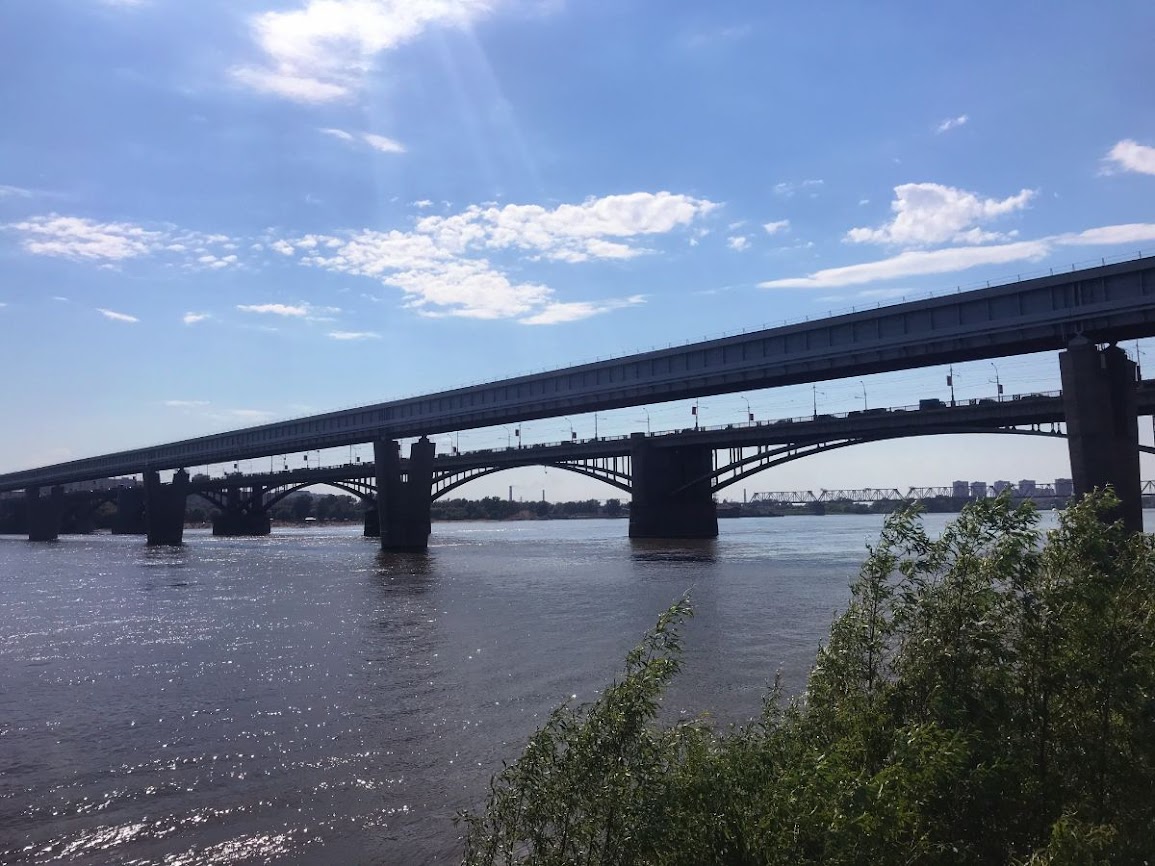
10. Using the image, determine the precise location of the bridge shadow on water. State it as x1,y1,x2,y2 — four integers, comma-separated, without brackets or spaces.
372,549,434,594
628,537,718,564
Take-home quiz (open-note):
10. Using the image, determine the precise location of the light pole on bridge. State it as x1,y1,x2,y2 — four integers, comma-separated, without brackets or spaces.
741,396,753,424
858,381,867,411
990,361,1003,402
641,407,651,435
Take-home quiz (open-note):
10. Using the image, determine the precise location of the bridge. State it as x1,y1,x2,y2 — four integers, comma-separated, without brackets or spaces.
1,257,1152,545
4,382,1154,544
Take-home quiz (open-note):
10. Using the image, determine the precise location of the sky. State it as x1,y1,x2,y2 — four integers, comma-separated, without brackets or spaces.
2,0,1154,502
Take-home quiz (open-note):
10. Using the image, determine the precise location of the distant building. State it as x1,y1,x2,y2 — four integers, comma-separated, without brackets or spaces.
970,481,988,499
1055,478,1074,497
952,480,970,498
992,480,1013,494
1018,479,1037,496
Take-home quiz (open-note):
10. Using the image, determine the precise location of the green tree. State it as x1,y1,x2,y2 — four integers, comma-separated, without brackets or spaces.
459,492,1155,865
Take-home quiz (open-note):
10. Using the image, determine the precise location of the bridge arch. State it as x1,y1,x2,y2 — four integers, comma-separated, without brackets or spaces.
432,460,631,501
702,427,1104,495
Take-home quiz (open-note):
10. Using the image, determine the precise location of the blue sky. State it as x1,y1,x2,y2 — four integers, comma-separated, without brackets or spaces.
2,0,1154,501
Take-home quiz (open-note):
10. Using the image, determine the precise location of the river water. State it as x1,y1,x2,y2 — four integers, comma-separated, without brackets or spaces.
0,513,1055,864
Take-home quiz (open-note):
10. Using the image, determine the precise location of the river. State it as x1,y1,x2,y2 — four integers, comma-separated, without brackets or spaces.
0,512,1060,864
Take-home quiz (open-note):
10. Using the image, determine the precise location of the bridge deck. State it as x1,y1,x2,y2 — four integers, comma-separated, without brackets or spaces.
1,256,1152,490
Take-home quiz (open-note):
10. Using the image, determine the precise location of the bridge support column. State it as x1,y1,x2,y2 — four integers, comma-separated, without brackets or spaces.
362,505,380,538
628,434,718,539
1059,339,1142,531
212,486,272,536
145,470,189,546
113,487,147,535
373,437,434,551
0,498,25,534
26,486,64,542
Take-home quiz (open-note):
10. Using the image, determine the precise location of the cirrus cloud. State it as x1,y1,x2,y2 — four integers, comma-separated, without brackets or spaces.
97,307,140,323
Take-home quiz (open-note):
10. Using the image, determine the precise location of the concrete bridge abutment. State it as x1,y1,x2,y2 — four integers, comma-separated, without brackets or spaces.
373,438,434,551
145,470,189,546
1059,339,1142,531
26,486,64,542
628,434,718,539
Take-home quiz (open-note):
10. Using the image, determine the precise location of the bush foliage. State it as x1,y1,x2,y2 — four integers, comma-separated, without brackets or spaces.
458,493,1155,865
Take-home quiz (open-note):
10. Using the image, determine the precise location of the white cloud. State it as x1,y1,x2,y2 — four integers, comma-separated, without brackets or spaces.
362,133,405,154
7,215,163,261
296,191,715,320
762,219,790,235
97,307,140,323
327,330,381,340
760,219,1155,290
271,239,296,256
520,295,646,326
727,235,750,251
319,127,355,142
416,191,716,261
0,302,7,309
320,127,406,153
773,179,823,198
1103,139,1155,176
412,199,433,208
236,303,310,317
761,240,1051,289
1055,223,1155,247
846,183,1035,247
935,114,969,134
0,184,34,198
164,399,210,408
183,312,211,325
6,215,240,269
233,0,499,103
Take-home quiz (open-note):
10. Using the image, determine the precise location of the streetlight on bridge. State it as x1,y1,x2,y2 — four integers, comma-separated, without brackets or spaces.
741,396,753,424
990,361,1003,401
641,407,651,435
858,381,867,411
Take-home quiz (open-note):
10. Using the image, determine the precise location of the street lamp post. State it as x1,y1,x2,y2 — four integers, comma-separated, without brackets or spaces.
990,361,1003,401
947,365,956,406
642,407,651,434
858,381,867,411
741,396,753,424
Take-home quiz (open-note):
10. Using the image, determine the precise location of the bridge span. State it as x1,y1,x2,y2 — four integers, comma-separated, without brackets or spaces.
4,385,1154,545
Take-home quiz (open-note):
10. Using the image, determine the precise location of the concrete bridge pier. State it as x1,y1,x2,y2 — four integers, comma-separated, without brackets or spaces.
1059,339,1142,531
26,486,64,542
373,437,435,551
61,506,96,535
0,498,25,534
145,470,189,546
362,504,380,538
212,486,272,536
628,434,719,539
113,487,147,535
